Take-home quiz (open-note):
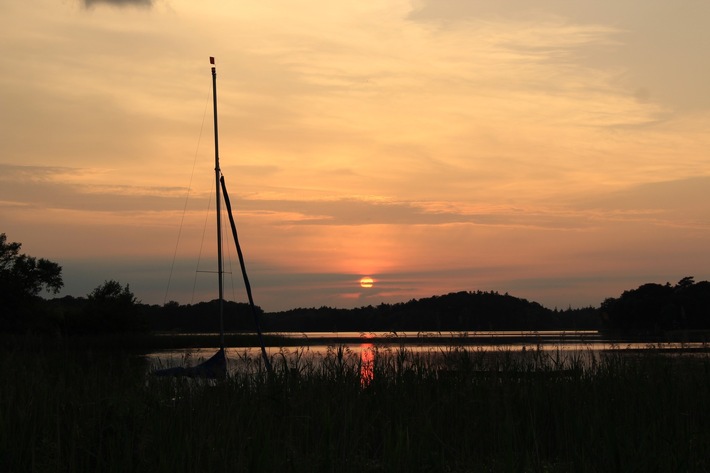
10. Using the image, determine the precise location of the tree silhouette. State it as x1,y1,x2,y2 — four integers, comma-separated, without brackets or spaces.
0,233,63,330
601,277,710,334
0,233,63,302
83,280,145,333
88,279,137,306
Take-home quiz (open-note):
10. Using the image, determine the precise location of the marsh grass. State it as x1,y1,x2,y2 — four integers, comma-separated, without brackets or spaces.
1,336,709,472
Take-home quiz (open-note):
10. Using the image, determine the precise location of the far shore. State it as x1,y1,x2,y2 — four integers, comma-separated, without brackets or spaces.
6,329,709,352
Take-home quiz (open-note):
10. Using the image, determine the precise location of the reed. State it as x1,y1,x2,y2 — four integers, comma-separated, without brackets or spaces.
1,337,709,472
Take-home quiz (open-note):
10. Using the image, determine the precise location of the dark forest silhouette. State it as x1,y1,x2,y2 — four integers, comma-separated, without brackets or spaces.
259,292,600,333
2,233,710,336
601,276,710,335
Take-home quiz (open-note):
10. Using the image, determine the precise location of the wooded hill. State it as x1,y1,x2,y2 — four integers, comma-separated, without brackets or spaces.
261,291,599,333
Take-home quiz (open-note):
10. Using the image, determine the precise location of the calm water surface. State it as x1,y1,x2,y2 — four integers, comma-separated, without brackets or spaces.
146,330,709,375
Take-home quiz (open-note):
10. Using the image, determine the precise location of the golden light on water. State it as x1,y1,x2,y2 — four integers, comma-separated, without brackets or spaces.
360,343,375,387
360,277,374,288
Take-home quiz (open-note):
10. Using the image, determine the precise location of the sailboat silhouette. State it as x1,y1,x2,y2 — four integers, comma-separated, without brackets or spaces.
153,57,272,378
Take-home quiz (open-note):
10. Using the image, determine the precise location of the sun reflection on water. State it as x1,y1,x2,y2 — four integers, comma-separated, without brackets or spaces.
360,343,375,387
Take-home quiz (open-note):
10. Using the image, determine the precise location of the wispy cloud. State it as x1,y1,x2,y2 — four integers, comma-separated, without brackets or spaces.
4,164,706,232
408,0,710,113
83,0,153,8
0,164,189,212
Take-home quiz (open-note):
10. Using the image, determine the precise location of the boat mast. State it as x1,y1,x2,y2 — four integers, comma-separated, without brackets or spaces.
211,56,225,350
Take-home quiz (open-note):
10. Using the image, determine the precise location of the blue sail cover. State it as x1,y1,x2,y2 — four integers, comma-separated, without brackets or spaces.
153,348,227,379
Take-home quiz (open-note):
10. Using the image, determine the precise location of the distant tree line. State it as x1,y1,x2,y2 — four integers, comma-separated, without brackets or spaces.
146,300,260,333
262,292,600,333
601,276,710,335
3,233,710,336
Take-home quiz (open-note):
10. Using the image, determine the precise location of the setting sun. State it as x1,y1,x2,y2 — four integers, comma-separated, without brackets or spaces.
360,277,374,288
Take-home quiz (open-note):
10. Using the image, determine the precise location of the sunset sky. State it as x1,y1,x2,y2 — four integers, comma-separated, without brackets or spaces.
2,0,709,312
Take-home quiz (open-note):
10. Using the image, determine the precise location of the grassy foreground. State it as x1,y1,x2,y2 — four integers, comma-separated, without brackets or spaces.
1,337,709,472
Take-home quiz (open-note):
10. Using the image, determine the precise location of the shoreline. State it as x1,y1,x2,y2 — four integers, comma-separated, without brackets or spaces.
5,330,708,352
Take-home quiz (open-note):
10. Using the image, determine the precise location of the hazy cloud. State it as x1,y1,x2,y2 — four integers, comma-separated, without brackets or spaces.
408,0,710,112
4,164,706,235
83,0,153,8
576,177,710,228
0,164,188,212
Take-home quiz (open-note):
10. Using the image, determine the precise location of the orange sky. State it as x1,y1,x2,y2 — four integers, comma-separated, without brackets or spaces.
1,0,709,311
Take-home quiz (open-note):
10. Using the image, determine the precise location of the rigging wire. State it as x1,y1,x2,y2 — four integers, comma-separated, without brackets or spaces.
164,83,213,305
191,188,213,305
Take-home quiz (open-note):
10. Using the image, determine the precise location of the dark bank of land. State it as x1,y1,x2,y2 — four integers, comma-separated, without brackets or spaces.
4,278,710,348
3,233,710,339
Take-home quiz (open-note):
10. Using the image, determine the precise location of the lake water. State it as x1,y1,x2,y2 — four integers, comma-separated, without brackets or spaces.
146,330,710,377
